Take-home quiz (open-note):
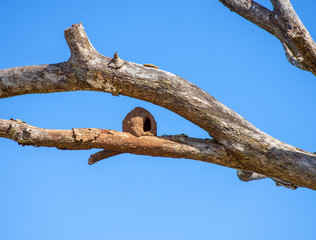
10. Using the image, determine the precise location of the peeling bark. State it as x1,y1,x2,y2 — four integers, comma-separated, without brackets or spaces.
1,23,316,190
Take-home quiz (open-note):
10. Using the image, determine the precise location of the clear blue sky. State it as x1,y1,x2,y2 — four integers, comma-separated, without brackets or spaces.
1,0,316,239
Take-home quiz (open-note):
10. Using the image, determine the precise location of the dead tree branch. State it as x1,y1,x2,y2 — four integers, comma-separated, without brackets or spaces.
219,0,316,74
0,119,237,167
1,23,316,190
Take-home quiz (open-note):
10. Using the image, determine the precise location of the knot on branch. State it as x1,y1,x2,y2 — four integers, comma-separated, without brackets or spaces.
108,52,124,69
287,25,303,39
122,107,157,137
7,119,33,145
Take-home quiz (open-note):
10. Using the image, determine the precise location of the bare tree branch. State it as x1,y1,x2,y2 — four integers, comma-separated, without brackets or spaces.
1,23,316,190
270,0,316,73
236,170,297,189
219,0,316,75
0,119,238,167
89,149,121,165
281,42,309,71
237,170,267,182
218,0,297,54
219,0,277,36
0,118,300,191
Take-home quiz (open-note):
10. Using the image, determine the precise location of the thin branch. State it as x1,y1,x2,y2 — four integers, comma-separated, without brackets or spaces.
237,170,267,182
218,0,296,53
237,170,297,189
286,24,316,74
89,149,121,165
219,0,276,35
281,42,309,71
270,0,316,73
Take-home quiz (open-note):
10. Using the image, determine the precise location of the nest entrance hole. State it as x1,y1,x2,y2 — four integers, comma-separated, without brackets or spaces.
143,118,151,132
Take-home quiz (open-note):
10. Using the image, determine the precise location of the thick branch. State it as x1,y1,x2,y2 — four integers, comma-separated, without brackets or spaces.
0,119,238,168
1,23,316,189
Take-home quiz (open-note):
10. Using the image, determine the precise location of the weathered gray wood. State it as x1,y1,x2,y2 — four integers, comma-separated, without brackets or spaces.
0,23,316,190
219,0,316,74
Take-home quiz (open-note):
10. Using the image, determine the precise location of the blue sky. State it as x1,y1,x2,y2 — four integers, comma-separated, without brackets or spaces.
1,0,316,239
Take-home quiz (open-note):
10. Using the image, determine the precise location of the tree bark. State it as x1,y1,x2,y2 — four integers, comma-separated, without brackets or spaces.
1,23,316,190
219,0,316,74
0,119,236,167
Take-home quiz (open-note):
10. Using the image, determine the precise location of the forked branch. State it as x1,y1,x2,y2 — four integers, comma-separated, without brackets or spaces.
219,0,316,74
0,23,316,190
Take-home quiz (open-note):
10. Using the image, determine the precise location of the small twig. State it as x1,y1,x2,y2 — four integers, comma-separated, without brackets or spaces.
237,169,297,189
88,149,122,165
237,169,267,182
281,43,309,71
